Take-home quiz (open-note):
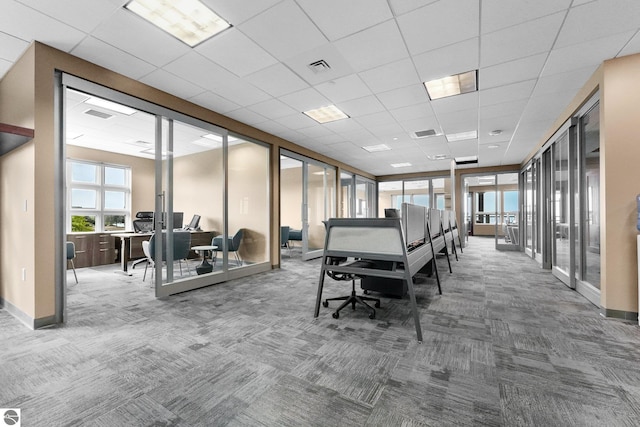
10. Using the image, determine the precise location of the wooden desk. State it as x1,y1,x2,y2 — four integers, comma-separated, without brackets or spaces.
113,230,215,274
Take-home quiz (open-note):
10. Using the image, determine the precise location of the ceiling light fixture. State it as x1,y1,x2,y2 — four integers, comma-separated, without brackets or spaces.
362,144,391,153
454,155,478,165
427,154,449,161
489,129,503,136
303,105,349,124
446,130,477,142
84,96,137,115
424,70,477,100
486,144,501,149
391,162,412,168
125,0,231,47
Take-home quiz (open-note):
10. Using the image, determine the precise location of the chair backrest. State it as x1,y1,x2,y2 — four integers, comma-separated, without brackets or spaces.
231,229,244,250
148,231,191,261
66,242,75,260
281,226,290,245
133,211,154,233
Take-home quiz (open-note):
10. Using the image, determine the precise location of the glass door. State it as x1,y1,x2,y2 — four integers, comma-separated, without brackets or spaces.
280,150,336,261
303,161,336,260
495,172,520,251
355,176,375,217
551,129,573,287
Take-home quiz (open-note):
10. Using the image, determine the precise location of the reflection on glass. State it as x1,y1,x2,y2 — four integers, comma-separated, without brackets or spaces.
355,177,375,218
105,166,126,186
71,189,97,209
581,103,600,289
553,132,570,274
498,173,519,246
404,180,430,208
525,168,533,250
378,181,403,217
341,172,353,218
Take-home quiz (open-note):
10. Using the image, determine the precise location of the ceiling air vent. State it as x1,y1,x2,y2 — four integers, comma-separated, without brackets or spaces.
84,109,113,119
308,59,331,74
413,129,437,138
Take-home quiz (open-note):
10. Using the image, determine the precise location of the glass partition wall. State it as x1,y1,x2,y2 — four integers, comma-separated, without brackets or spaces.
521,94,600,306
341,172,376,218
378,177,450,217
280,150,336,260
60,75,271,316
460,173,520,250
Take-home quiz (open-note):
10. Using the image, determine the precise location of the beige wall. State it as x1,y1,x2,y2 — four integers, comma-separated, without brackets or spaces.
600,53,640,313
280,167,303,230
0,45,35,320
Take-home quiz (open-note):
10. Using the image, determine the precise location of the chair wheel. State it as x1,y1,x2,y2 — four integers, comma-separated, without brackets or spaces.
332,312,339,319
375,301,381,308
322,301,328,307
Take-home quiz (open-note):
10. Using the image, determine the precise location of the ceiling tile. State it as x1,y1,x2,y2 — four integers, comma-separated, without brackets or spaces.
196,28,277,77
239,0,327,61
520,90,575,123
413,38,479,82
334,20,409,73
479,53,547,90
448,140,478,157
543,31,635,76
247,98,299,120
245,63,309,98
376,84,430,110
189,91,240,114
0,59,12,79
480,12,565,67
315,74,373,103
481,0,571,34
556,0,640,48
273,114,318,130
354,111,398,129
388,0,439,17
397,0,480,55
163,51,233,92
321,118,365,133
619,30,640,57
17,0,123,32
0,32,30,62
0,0,86,52
431,92,478,116
359,58,421,93
397,116,442,135
337,95,385,117
297,125,335,139
280,88,330,112
479,99,528,121
535,66,597,96
479,80,537,107
141,69,205,100
437,108,478,134
224,108,268,126
92,9,190,67
204,0,282,25
389,104,435,122
297,0,392,41
71,36,156,80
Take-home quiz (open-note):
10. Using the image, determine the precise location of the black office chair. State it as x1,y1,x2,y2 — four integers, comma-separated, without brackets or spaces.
322,258,381,319
133,211,154,233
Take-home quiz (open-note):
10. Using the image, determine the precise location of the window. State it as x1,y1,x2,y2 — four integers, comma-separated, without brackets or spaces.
67,160,131,232
475,191,498,224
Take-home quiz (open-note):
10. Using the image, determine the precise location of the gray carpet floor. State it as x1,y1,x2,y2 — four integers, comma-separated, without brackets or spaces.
1,237,640,426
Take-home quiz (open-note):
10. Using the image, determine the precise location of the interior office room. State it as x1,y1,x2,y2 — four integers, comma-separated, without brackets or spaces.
3,0,640,425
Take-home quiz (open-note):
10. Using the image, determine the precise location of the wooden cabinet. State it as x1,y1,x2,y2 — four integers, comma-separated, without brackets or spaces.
67,233,116,268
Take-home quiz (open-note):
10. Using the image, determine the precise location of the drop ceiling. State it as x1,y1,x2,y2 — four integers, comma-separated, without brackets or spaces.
2,0,639,176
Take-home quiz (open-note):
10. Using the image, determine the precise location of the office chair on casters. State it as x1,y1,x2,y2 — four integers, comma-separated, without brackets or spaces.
142,231,192,282
66,241,78,284
280,226,291,257
322,258,380,319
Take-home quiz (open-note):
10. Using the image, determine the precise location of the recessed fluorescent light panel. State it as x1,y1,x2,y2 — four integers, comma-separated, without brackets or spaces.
125,0,231,47
454,155,478,165
362,144,391,153
445,130,477,142
424,70,477,100
84,96,137,115
391,162,412,168
303,105,349,124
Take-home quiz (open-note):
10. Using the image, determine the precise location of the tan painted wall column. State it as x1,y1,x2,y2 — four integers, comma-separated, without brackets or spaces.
600,54,640,315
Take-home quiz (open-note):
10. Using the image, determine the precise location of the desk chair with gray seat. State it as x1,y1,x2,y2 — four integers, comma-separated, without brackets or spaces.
66,241,78,284
142,231,192,281
212,229,244,266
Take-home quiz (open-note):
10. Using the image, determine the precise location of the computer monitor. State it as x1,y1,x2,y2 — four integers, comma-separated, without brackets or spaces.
384,208,400,218
185,214,200,230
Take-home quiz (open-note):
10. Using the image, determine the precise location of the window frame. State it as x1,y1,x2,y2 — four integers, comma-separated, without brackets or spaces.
67,159,131,233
